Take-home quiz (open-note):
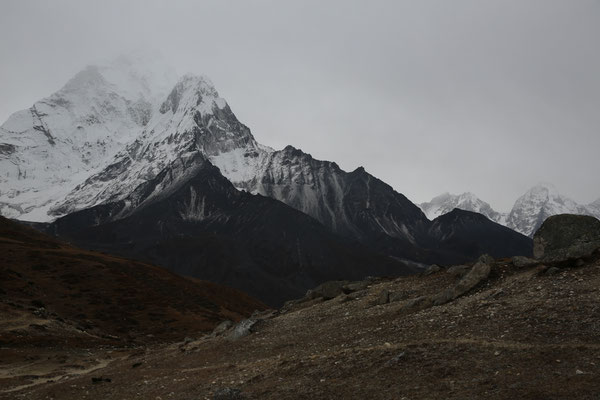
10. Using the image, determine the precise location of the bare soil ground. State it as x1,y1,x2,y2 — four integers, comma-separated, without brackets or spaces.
3,249,599,399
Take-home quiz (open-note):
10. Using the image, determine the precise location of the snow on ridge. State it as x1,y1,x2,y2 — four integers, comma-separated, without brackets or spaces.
419,192,505,224
0,53,178,222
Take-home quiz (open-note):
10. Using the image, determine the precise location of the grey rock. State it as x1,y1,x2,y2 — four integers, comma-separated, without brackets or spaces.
376,289,390,305
545,267,560,276
447,264,471,278
306,280,349,300
213,387,246,400
424,264,441,276
386,352,406,366
343,280,370,293
401,296,433,310
478,254,495,265
432,261,491,305
212,320,234,336
512,256,537,268
533,214,600,261
227,319,257,340
389,291,408,303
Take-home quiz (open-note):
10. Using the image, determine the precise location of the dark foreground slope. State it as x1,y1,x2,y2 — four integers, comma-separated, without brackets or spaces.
0,215,265,348
3,247,599,399
50,155,409,306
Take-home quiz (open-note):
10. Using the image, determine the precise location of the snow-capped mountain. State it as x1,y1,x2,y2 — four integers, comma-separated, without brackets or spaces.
506,183,599,237
0,53,177,221
52,73,429,250
51,73,271,216
419,192,506,224
588,198,600,215
2,57,532,274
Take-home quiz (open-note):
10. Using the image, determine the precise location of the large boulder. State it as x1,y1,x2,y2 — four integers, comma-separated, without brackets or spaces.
533,214,600,261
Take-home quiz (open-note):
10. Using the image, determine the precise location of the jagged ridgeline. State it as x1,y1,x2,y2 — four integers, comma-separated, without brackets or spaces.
2,55,531,306
421,185,600,237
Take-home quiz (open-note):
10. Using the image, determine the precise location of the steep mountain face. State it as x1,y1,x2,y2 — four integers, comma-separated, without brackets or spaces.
51,74,272,217
0,53,177,221
50,154,409,306
420,192,506,224
506,183,593,237
238,146,431,245
428,209,532,263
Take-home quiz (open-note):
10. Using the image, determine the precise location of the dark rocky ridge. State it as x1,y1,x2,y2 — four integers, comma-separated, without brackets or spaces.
428,208,533,263
50,154,410,307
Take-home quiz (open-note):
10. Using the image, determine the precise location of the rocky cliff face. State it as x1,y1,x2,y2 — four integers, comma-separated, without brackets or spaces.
238,146,430,245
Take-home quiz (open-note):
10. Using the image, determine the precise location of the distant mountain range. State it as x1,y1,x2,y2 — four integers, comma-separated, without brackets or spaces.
1,54,532,305
420,183,600,237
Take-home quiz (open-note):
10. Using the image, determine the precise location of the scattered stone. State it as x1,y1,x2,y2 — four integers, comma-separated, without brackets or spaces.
389,291,407,303
339,295,353,303
386,352,406,366
533,214,600,261
213,387,246,400
575,369,586,375
306,280,349,300
545,267,560,276
447,265,471,278
343,280,370,293
423,265,441,276
213,320,234,336
91,377,111,384
401,296,433,310
512,256,537,268
486,288,505,299
30,299,45,308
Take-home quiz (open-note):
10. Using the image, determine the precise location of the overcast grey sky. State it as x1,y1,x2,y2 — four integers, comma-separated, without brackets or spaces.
1,0,599,211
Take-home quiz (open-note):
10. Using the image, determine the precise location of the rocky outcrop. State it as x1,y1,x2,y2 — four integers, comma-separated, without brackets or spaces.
431,261,491,305
533,214,600,261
